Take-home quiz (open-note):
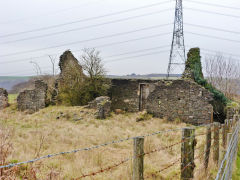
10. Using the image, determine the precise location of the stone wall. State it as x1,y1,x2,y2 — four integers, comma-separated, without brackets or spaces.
0,88,8,109
110,79,157,112
110,79,214,125
17,80,47,113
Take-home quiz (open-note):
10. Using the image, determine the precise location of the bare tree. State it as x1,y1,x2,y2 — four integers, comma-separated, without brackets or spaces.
81,48,106,79
30,60,42,76
48,55,58,76
204,53,240,99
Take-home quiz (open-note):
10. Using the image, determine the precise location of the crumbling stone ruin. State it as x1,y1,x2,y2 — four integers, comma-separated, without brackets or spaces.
110,79,213,125
17,80,48,113
89,96,111,119
53,50,86,104
58,50,85,85
182,47,203,80
0,88,8,109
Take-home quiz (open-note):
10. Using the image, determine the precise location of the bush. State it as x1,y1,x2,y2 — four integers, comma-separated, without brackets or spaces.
57,48,110,106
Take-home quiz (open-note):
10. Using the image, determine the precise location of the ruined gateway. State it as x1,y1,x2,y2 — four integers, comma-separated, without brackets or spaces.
110,79,213,125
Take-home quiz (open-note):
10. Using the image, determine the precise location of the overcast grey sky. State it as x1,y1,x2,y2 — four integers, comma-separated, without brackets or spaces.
0,0,239,76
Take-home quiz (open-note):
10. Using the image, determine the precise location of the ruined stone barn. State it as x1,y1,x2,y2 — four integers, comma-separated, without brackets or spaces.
110,79,214,125
0,88,8,109
17,80,48,113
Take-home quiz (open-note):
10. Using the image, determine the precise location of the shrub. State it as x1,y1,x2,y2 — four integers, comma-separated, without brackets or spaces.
58,48,110,106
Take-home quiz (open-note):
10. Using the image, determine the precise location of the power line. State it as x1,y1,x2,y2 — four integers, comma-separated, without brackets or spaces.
0,0,172,38
0,66,52,76
0,9,173,44
0,43,170,65
185,45,240,58
185,23,240,35
2,21,239,45
0,25,172,57
200,48,240,58
0,50,170,76
2,48,240,76
201,52,240,62
0,0,108,25
186,31,240,44
185,0,240,10
106,50,169,63
104,45,169,58
0,55,53,65
185,7,240,19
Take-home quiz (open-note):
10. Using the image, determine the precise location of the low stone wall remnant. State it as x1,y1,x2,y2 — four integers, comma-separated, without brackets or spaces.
0,88,8,109
110,79,214,125
17,80,47,113
89,96,111,119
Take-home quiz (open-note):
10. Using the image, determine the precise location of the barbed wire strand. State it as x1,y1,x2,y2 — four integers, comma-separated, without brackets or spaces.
76,158,130,179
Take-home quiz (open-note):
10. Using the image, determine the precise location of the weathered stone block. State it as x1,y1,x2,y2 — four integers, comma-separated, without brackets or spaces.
0,88,8,109
17,80,47,113
88,96,110,109
88,96,111,119
96,100,111,119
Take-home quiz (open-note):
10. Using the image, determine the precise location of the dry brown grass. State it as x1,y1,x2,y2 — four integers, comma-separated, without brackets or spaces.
0,104,219,179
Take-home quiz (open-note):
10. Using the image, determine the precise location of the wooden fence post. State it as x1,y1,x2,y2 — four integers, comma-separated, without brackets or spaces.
181,128,195,180
227,133,232,147
204,125,211,170
222,124,226,149
213,122,220,165
225,119,230,136
132,137,144,180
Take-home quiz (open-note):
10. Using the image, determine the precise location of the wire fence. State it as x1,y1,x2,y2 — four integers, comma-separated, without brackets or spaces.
215,118,240,180
0,116,239,179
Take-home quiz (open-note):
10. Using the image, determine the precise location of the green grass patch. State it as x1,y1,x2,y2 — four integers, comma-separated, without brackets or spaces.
8,94,18,104
233,142,240,179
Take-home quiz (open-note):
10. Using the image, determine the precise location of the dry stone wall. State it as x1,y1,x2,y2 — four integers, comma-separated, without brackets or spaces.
17,80,47,113
146,80,213,125
0,88,8,109
111,79,214,125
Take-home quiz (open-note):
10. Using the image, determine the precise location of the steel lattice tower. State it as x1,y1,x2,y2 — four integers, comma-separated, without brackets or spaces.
167,0,186,78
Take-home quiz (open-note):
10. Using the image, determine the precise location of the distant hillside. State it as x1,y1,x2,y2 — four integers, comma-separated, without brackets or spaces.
0,76,31,91
0,74,181,91
107,73,181,79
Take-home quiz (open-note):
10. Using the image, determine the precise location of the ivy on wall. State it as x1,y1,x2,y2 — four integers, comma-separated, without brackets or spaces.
186,48,229,105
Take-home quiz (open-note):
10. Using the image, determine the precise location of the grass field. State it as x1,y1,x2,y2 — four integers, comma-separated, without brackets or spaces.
233,141,240,179
0,102,220,179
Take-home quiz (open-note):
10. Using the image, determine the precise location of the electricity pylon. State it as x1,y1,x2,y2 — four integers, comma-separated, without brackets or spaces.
167,0,186,78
